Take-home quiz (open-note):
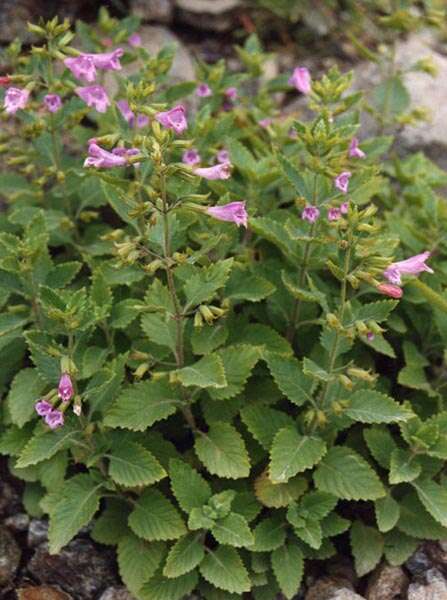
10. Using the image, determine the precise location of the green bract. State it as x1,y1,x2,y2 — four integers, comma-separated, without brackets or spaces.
0,10,447,600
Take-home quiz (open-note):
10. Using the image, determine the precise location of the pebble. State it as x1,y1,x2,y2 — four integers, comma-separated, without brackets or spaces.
407,568,447,599
366,563,408,600
98,587,137,600
0,525,21,586
17,586,73,600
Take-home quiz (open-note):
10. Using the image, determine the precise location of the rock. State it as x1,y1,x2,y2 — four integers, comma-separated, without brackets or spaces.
0,481,22,517
27,519,49,548
0,0,36,43
407,568,447,599
366,563,408,600
305,577,363,600
4,512,30,532
105,25,195,97
425,541,447,572
132,0,173,23
28,539,116,600
17,586,73,600
406,547,433,578
98,587,136,600
0,526,21,586
174,0,242,32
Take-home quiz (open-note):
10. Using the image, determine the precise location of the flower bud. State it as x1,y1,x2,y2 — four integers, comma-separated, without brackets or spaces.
135,363,149,379
326,313,341,329
377,283,403,299
199,305,215,324
347,367,376,383
194,311,204,328
338,374,353,390
355,320,369,336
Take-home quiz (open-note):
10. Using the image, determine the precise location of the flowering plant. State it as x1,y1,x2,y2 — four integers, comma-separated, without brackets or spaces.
0,13,447,600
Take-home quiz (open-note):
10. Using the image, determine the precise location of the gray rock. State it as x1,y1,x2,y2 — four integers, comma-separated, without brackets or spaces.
27,519,49,548
366,563,408,600
98,587,137,600
0,526,21,586
4,512,30,532
330,591,366,600
0,481,22,517
174,0,242,32
28,539,116,600
132,0,173,23
305,577,363,600
105,25,195,97
407,568,447,599
0,0,35,43
17,586,73,600
406,547,433,578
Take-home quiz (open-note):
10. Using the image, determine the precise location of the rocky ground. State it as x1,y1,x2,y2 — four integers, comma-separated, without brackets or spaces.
2,2,447,599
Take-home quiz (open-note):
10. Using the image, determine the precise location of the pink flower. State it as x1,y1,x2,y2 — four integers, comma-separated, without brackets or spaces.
112,146,141,167
45,409,64,429
196,83,212,97
207,201,248,227
155,105,187,134
84,142,128,168
128,33,142,47
224,87,238,101
35,400,53,416
194,162,232,180
75,85,110,113
288,67,311,94
367,332,375,341
340,202,349,214
384,252,433,286
117,100,149,128
377,283,403,299
216,149,230,163
288,128,298,140
58,373,74,402
64,55,97,82
349,137,366,159
259,118,272,128
334,171,352,194
182,149,201,165
91,49,124,71
4,87,30,114
302,205,320,223
328,207,341,221
44,94,62,113
136,114,150,128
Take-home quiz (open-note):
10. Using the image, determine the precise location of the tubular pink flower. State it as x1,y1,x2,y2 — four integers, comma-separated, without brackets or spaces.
183,149,201,165
259,118,272,128
155,105,187,134
136,114,149,128
91,48,124,71
64,55,97,82
207,201,248,228
58,373,74,402
302,205,320,223
216,149,230,164
349,137,366,159
35,400,53,416
224,87,238,101
288,67,311,94
44,94,62,113
75,85,110,113
128,33,142,47
4,87,30,114
84,142,128,168
196,83,212,97
334,171,352,194
117,100,149,128
384,251,433,286
328,207,341,222
194,162,232,180
377,283,403,299
340,202,349,214
45,409,64,429
367,332,375,341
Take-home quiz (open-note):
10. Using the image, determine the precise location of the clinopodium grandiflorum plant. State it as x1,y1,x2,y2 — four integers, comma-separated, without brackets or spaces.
1,12,447,600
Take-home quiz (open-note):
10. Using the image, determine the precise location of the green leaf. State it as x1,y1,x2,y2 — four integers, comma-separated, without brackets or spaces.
141,313,178,353
320,513,350,538
271,542,304,600
240,405,295,450
175,354,227,389
350,521,383,577
389,448,421,484
294,518,322,550
302,358,329,382
45,261,82,288
211,513,254,548
412,479,447,527
210,345,260,400
384,530,418,566
232,324,292,357
139,570,198,600
118,533,165,595
298,491,338,521
255,472,307,508
17,423,81,468
282,271,326,305
355,300,398,322
269,428,326,483
277,154,307,197
364,425,397,469
129,489,186,542
266,353,313,406
227,139,258,176
346,390,412,424
200,546,251,594
191,324,228,355
169,458,212,514
375,494,400,533
7,368,47,427
372,75,410,116
184,259,233,309
108,442,166,487
398,492,447,539
225,269,275,302
313,447,385,501
252,516,286,552
195,422,250,479
48,474,102,554
163,533,205,578
91,499,130,546
105,380,179,431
